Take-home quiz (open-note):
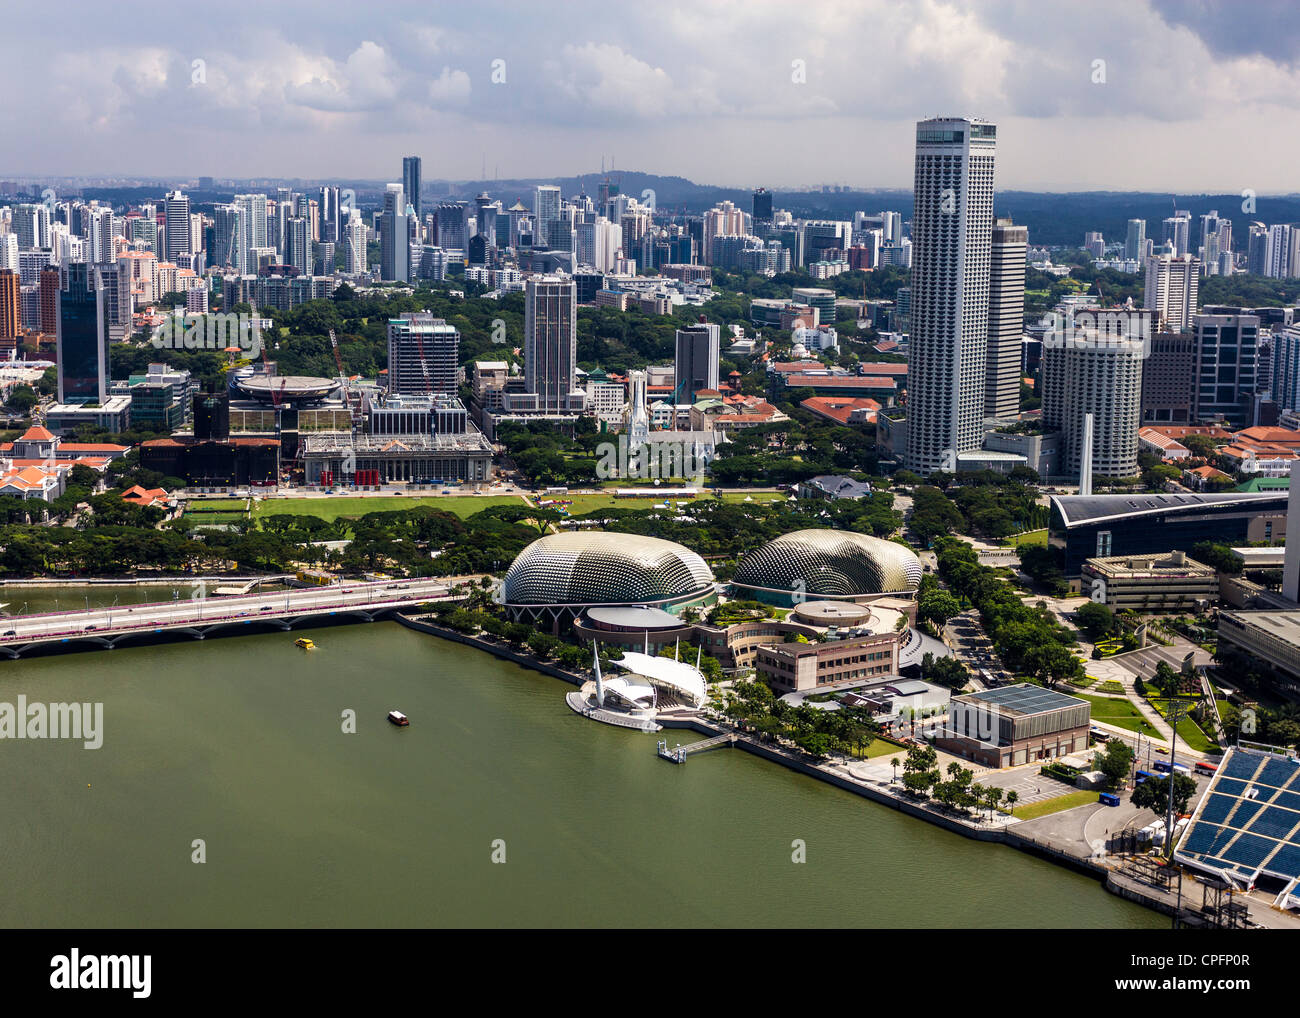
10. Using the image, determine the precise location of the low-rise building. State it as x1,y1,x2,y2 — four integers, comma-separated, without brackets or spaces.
1080,551,1218,611
936,684,1091,768
1217,610,1300,699
754,630,902,692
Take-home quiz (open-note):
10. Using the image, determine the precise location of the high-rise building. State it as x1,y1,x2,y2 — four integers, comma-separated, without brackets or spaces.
1141,332,1196,424
345,213,367,275
1125,219,1146,262
752,188,773,226
905,116,997,473
0,268,20,351
212,204,243,272
1162,211,1191,257
1265,224,1293,279
0,233,18,272
985,219,1027,420
380,183,409,283
163,190,191,264
318,186,340,244
524,275,577,410
1247,222,1268,276
1270,326,1300,413
534,186,561,248
1042,329,1143,481
674,321,720,403
57,261,109,405
474,193,498,249
285,216,311,276
435,201,468,252
402,157,423,222
1193,311,1260,427
1144,254,1200,330
1083,231,1105,259
386,312,459,396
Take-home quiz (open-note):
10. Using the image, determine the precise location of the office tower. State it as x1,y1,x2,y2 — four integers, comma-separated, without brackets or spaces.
905,116,997,474
674,321,721,403
1246,223,1267,275
1162,211,1191,257
57,261,109,405
985,219,1027,421
163,190,190,264
1193,311,1260,427
0,268,19,351
402,157,423,222
1125,219,1146,261
1042,328,1143,481
380,183,409,282
318,186,340,243
98,260,132,342
524,275,577,410
752,188,773,226
1083,231,1104,258
1143,254,1200,330
0,233,17,271
435,201,468,252
314,241,335,276
894,286,911,333
1141,332,1196,424
474,193,498,248
345,213,367,274
38,267,59,333
534,186,561,247
1271,327,1300,413
386,312,459,395
212,204,243,272
286,216,311,275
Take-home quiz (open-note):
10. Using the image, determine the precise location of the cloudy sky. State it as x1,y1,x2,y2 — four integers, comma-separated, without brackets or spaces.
4,0,1299,191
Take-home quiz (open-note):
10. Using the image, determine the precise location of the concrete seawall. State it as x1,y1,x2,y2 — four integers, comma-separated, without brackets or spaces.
398,612,1185,916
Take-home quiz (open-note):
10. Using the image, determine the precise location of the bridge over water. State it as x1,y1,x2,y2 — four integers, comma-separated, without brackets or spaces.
0,578,462,658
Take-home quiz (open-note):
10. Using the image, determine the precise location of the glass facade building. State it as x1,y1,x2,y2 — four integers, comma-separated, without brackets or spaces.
57,261,108,405
732,529,923,606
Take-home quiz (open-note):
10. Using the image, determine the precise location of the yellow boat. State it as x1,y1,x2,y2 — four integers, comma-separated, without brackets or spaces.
294,638,316,650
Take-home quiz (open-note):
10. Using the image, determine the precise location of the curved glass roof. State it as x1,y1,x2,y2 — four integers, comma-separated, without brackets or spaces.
504,532,714,606
733,529,922,596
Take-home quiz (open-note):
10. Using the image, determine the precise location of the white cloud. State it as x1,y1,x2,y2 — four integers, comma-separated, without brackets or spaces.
428,66,471,104
285,41,399,112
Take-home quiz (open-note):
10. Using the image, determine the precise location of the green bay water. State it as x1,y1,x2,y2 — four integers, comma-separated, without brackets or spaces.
0,619,1163,928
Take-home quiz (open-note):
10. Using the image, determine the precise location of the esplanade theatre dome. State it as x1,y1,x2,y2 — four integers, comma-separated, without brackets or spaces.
731,529,923,605
503,532,715,610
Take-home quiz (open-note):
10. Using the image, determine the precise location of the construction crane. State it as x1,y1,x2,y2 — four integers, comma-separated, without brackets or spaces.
328,327,361,425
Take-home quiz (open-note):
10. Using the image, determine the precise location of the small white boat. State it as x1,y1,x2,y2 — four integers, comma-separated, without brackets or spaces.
387,710,409,727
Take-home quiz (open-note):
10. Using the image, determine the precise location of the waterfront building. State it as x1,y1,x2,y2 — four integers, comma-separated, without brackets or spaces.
730,529,922,607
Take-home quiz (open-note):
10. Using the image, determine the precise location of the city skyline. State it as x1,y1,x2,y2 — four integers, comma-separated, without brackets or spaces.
5,0,1300,191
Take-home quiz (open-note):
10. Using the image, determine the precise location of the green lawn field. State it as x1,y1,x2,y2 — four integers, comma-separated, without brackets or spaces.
1076,693,1162,738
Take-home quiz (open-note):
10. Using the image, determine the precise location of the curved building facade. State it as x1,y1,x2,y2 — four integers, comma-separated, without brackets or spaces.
731,529,923,606
503,532,716,632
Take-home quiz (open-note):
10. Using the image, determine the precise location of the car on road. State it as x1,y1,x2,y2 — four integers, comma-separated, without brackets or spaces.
3,630,14,636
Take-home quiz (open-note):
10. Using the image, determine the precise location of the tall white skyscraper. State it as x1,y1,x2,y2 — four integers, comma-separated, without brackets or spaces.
1144,254,1200,330
524,275,577,410
163,190,190,264
985,219,1027,421
905,116,997,474
381,183,409,282
345,212,367,275
234,194,269,271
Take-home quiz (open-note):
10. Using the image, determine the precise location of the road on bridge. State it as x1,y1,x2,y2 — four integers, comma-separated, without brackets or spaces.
0,578,457,644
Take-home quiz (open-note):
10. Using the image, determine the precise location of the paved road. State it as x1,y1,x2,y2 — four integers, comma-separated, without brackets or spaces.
0,578,456,644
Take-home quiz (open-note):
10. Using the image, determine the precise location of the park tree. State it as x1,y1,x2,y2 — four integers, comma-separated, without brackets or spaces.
1074,601,1116,641
1132,772,1198,816
1095,739,1136,788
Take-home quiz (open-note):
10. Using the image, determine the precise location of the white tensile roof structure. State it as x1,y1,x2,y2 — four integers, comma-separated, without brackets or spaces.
613,651,707,707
